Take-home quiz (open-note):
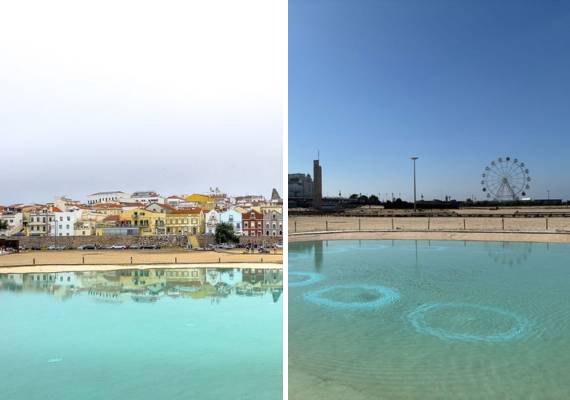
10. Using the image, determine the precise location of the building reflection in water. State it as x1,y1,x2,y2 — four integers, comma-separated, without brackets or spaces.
0,267,283,304
485,241,534,266
314,241,324,271
288,240,324,272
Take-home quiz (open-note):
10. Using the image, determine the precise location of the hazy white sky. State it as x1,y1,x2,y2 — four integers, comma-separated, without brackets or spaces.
0,0,285,204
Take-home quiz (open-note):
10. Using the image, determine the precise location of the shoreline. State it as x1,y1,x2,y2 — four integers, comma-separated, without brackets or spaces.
289,230,570,244
0,249,282,271
0,262,283,274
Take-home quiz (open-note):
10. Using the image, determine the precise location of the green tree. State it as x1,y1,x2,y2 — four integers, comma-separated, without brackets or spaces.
349,194,359,200
358,195,369,203
0,220,7,230
215,223,239,244
369,194,380,204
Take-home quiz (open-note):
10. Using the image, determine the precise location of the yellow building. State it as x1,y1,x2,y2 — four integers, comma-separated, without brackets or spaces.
165,208,205,235
184,194,215,211
119,208,166,236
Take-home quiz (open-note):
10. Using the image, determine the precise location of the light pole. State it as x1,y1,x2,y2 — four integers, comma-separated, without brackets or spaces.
411,157,419,212
547,190,550,200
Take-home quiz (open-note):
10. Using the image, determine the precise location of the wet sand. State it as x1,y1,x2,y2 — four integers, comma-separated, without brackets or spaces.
290,229,570,244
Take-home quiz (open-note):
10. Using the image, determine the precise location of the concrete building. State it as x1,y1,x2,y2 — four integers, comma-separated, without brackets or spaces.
54,196,82,211
131,191,164,205
288,173,313,200
313,159,322,207
165,196,186,208
262,208,283,237
26,209,55,236
87,191,131,205
288,159,323,208
235,195,265,207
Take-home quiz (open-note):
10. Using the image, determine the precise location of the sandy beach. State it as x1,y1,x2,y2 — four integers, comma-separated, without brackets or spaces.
0,249,282,272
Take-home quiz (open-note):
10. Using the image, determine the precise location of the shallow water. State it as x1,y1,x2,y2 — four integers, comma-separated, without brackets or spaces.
0,267,282,400
289,240,570,400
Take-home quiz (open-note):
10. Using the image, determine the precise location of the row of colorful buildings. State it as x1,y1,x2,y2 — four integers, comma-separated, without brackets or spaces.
0,189,283,238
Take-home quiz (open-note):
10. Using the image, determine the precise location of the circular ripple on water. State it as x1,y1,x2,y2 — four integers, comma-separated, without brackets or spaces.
289,271,324,287
304,284,400,310
408,303,530,342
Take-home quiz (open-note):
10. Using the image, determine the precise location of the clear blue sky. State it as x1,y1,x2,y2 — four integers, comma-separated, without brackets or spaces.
289,0,570,201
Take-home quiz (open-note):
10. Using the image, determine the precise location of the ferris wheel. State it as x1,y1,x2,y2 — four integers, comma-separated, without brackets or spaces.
481,157,531,201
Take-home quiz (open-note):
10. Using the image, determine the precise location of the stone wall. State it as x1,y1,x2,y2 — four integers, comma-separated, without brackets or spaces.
11,234,280,249
16,235,189,249
239,236,283,246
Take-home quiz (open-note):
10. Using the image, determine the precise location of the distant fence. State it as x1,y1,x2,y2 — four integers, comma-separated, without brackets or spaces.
289,216,570,234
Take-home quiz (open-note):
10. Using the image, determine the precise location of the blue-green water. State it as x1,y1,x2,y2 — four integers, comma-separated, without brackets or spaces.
289,240,570,399
0,268,282,400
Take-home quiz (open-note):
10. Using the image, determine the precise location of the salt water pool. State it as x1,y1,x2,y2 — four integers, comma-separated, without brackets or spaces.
289,240,570,399
0,267,282,400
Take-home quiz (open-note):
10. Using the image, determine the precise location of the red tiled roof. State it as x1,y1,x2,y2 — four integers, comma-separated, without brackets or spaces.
91,203,123,209
167,208,202,215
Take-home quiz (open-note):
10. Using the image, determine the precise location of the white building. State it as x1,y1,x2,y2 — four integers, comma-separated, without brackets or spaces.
87,191,131,205
205,210,221,235
51,209,82,237
0,212,23,235
165,196,187,208
131,191,165,205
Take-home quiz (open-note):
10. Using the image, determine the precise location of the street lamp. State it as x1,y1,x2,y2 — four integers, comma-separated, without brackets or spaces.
410,157,419,212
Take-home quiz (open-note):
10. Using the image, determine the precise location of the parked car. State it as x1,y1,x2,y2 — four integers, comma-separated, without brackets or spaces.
109,245,127,250
141,244,160,250
78,244,97,250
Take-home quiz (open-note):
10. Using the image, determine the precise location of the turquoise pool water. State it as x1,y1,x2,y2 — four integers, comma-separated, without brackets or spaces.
0,267,282,400
289,240,570,399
